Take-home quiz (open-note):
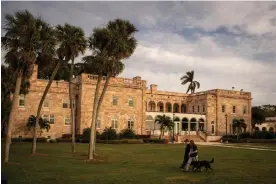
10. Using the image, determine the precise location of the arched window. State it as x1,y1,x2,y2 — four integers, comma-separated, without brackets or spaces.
182,118,188,131
190,118,197,131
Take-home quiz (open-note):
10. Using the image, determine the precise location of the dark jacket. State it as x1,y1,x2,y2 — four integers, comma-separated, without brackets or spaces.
183,144,198,165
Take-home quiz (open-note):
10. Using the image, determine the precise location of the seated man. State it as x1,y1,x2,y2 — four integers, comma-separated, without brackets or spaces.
180,140,198,172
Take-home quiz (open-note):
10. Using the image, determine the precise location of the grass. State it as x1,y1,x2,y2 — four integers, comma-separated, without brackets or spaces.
2,142,276,184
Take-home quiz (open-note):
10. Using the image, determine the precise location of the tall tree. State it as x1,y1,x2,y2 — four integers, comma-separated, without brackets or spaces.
31,20,57,155
87,19,138,160
180,71,200,94
251,106,266,131
55,23,87,154
2,10,50,162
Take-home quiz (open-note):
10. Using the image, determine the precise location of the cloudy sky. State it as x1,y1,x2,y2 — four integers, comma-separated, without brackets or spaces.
1,1,276,106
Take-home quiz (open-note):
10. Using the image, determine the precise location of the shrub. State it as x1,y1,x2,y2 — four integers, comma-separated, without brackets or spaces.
239,132,251,139
143,138,168,144
245,138,276,143
56,138,72,143
253,131,274,139
119,128,136,139
96,139,143,144
136,135,151,139
49,139,57,143
100,127,118,140
11,137,47,143
61,134,71,139
81,128,101,143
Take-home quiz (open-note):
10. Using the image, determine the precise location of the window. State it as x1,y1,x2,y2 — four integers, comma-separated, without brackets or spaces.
63,99,69,108
243,106,247,114
113,96,118,105
43,98,49,108
96,119,101,129
64,116,71,125
192,106,195,113
211,121,215,134
49,115,55,124
203,105,206,113
233,106,236,113
128,119,134,129
42,114,49,121
19,94,25,107
222,105,225,113
129,97,134,106
198,105,200,113
112,118,118,129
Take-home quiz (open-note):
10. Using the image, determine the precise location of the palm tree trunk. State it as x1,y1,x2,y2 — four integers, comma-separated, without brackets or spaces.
4,74,22,162
69,58,76,154
159,125,163,140
32,62,61,154
88,75,102,160
93,76,111,156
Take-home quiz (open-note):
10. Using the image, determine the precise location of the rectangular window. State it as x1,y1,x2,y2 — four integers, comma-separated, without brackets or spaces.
63,99,69,109
96,119,101,129
129,97,134,107
19,94,25,107
243,106,247,114
128,120,134,129
64,116,71,125
113,96,118,105
203,105,206,113
222,105,225,113
233,106,236,113
43,98,49,108
112,119,118,129
49,115,55,124
42,114,49,121
198,105,200,113
192,106,194,113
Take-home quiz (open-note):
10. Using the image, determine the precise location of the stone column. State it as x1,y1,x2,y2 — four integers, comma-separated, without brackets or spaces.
196,121,199,131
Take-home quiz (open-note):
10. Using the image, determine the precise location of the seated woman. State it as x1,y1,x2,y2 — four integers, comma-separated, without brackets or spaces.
180,140,198,172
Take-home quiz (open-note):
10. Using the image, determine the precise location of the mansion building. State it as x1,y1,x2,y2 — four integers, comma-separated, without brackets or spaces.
12,65,252,142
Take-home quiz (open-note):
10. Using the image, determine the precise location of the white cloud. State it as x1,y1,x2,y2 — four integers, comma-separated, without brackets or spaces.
1,1,276,106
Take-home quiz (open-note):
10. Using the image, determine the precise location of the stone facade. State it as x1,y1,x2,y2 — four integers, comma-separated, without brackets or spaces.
11,65,252,140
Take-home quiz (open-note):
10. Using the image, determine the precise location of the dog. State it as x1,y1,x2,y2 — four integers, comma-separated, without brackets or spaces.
190,158,214,172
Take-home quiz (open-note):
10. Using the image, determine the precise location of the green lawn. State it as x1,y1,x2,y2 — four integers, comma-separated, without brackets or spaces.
2,143,276,184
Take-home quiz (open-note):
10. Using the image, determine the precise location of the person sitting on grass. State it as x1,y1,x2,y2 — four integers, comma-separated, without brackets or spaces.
180,140,198,172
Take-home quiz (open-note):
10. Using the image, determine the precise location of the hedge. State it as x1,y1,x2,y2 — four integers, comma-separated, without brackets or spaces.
96,139,144,144
11,137,47,143
221,138,276,143
142,138,169,144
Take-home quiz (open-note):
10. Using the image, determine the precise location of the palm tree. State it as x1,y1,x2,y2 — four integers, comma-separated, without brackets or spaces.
87,19,138,160
55,24,87,153
31,21,57,155
2,10,53,162
27,115,51,136
232,118,247,140
180,71,200,94
154,115,173,139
